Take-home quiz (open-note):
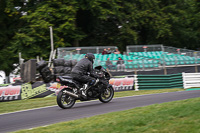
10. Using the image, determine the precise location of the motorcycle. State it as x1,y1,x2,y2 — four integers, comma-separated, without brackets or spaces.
56,66,114,109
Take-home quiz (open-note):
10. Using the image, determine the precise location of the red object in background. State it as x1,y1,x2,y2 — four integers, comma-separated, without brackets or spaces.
143,46,147,49
109,78,134,86
56,78,60,82
13,77,21,82
177,49,180,51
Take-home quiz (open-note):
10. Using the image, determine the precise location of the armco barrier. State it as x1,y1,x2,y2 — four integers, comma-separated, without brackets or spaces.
182,73,200,89
135,73,183,90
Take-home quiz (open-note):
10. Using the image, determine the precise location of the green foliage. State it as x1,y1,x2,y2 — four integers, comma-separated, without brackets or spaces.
12,0,80,59
0,0,23,76
158,0,200,49
0,0,200,74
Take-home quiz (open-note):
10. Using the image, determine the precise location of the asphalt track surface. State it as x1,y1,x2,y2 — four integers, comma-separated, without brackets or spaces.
0,90,200,133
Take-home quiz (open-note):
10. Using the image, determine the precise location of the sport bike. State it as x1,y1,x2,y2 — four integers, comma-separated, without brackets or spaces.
56,66,114,109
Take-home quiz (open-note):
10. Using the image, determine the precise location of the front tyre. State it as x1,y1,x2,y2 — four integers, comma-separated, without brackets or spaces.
57,88,76,109
99,84,114,103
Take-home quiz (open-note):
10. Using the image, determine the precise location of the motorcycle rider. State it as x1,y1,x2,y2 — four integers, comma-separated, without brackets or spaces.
71,53,98,98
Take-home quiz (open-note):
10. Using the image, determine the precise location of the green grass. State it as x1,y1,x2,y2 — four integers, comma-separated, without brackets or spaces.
0,84,9,87
14,97,200,133
0,88,183,114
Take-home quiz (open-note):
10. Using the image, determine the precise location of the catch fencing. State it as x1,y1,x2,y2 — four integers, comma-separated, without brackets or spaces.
163,46,198,57
126,44,200,58
57,46,118,58
57,45,200,73
96,59,160,72
126,44,164,53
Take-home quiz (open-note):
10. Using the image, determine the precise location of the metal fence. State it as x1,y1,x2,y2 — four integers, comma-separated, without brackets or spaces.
96,59,200,71
95,59,160,72
182,73,200,89
126,44,200,58
57,45,200,73
57,46,118,58
163,46,196,57
126,44,164,53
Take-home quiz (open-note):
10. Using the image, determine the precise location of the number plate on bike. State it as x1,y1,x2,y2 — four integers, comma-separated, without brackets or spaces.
57,83,61,88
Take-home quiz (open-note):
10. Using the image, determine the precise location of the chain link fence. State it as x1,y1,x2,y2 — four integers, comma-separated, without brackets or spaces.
126,44,200,58
57,46,118,59
57,45,200,74
126,44,164,53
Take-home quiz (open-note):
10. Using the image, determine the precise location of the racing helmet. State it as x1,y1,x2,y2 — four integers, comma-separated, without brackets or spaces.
85,53,95,64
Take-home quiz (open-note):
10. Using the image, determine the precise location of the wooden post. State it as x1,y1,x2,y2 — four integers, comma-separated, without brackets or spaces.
19,52,21,65
49,26,54,67
134,68,137,75
49,26,54,52
194,52,198,73
164,67,167,75
195,65,198,73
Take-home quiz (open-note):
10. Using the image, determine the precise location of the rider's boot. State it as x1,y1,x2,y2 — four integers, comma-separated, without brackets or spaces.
80,79,99,99
80,84,88,97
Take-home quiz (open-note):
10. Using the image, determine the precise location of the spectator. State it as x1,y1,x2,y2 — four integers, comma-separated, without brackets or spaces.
106,58,115,70
117,57,125,71
114,48,120,54
102,48,108,55
107,48,112,54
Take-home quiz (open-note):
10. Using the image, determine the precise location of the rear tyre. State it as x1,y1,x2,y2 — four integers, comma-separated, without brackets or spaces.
99,85,114,103
57,88,76,109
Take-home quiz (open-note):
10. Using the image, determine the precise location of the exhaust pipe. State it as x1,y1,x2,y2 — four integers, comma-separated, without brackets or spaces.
63,90,79,98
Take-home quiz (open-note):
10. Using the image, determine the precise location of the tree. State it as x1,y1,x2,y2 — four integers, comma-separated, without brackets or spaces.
1,0,200,81
13,0,123,55
0,0,24,83
157,0,200,49
12,0,82,60
75,0,123,47
78,0,173,50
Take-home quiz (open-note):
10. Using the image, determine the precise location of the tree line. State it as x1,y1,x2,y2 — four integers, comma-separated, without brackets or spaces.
0,0,200,77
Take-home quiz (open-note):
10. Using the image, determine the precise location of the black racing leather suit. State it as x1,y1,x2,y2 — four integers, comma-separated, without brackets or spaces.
71,58,97,86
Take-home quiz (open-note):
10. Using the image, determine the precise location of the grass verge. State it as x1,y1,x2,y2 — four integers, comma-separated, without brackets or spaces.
0,88,183,114
14,96,200,133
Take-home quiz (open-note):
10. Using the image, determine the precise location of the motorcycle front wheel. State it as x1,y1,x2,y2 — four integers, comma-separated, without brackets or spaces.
99,85,114,103
57,88,76,109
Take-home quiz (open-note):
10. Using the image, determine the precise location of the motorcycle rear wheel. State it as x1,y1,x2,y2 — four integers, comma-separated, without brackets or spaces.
57,88,76,109
99,85,114,103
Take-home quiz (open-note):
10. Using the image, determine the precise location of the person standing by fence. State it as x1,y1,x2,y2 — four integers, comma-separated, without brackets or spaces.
106,58,115,70
117,57,125,71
